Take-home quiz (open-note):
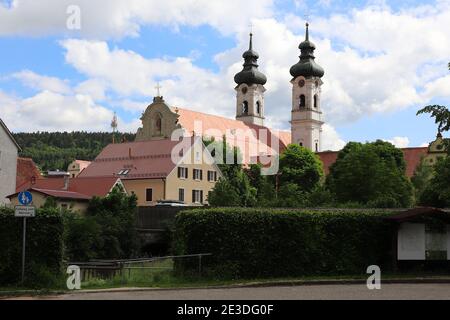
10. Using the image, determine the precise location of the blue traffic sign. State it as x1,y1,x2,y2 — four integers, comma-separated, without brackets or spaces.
18,191,33,206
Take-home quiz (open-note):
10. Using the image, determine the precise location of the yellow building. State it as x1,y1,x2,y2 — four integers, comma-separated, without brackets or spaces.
67,160,92,178
79,136,222,207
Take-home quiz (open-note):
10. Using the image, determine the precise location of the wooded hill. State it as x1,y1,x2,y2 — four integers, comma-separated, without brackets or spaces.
12,132,136,172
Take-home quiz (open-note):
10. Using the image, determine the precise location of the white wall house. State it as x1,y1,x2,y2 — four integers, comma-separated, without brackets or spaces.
0,119,20,204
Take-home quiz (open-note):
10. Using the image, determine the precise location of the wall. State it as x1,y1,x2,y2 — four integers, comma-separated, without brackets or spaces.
122,179,165,207
165,142,222,205
0,125,18,204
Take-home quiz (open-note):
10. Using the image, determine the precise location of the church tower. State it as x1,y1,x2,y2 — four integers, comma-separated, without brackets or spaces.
290,23,325,152
234,33,267,126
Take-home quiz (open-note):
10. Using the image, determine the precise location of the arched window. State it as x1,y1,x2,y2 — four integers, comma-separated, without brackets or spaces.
242,101,249,115
299,95,306,108
256,101,261,115
152,113,162,136
314,95,318,109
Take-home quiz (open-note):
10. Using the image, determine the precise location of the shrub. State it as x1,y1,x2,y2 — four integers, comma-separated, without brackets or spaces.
0,207,64,287
173,208,396,279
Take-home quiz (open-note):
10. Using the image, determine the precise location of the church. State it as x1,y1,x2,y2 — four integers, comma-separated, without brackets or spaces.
79,23,445,206
134,23,324,168
133,22,446,177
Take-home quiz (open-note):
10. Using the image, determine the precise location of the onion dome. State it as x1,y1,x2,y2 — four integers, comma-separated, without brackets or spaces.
290,23,324,79
234,33,267,86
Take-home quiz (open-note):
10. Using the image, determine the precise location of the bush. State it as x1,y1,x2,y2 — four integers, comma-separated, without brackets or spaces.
0,207,64,287
173,208,396,279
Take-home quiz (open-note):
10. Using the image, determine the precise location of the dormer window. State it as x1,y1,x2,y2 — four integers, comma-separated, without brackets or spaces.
118,169,130,176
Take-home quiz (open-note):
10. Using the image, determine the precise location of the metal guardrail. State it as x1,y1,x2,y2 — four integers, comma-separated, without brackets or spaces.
69,253,212,282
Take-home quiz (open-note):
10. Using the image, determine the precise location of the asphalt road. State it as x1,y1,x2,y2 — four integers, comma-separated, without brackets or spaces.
18,283,450,300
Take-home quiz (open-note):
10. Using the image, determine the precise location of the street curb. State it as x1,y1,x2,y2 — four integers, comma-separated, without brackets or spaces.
4,277,450,297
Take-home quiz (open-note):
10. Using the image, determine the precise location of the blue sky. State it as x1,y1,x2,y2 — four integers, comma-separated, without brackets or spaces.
0,0,449,150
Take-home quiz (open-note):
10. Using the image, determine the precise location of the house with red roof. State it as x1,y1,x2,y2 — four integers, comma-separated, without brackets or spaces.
16,157,42,191
79,136,223,207
8,176,124,213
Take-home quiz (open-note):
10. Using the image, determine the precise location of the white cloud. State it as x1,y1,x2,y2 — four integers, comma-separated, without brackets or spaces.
0,88,140,132
0,0,274,38
385,136,410,148
322,124,346,151
12,70,72,94
2,1,450,147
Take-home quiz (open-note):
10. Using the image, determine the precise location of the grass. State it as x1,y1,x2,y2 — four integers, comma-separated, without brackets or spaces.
2,257,450,295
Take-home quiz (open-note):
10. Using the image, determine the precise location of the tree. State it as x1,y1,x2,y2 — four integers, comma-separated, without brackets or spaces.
86,187,139,259
326,140,413,208
417,105,450,137
279,144,324,193
419,156,450,208
411,157,434,203
208,170,257,207
245,164,276,207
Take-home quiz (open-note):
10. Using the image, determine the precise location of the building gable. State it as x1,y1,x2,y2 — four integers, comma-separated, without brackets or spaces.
135,97,182,141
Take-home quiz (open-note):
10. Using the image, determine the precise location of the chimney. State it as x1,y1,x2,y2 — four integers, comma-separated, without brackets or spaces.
63,174,70,191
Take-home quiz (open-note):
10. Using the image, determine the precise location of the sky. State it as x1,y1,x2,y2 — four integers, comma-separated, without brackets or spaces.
0,0,449,151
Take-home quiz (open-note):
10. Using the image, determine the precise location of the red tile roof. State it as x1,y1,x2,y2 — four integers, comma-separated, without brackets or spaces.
12,176,120,200
317,147,428,178
174,107,292,161
79,139,187,180
16,158,42,191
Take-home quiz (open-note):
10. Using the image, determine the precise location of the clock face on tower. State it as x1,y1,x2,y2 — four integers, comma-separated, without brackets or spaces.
299,80,305,87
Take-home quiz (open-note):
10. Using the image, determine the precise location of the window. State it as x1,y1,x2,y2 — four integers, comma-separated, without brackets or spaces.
179,188,185,202
299,95,306,108
192,190,204,204
315,142,319,152
314,95,318,109
242,101,249,115
146,189,153,202
156,117,162,135
208,171,217,182
178,167,188,179
193,169,203,181
256,101,261,115
118,169,130,176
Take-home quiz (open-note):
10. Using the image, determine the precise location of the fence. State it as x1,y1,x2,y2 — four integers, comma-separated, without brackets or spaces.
69,253,212,284
136,206,196,230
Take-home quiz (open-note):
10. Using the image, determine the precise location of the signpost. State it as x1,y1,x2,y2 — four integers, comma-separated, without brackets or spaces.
15,191,35,284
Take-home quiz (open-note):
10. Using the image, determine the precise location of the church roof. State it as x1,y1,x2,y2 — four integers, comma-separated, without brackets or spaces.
290,23,325,79
234,33,267,86
173,107,292,162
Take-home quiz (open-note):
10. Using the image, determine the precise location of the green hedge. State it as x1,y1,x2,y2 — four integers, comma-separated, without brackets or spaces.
173,208,396,279
0,207,64,287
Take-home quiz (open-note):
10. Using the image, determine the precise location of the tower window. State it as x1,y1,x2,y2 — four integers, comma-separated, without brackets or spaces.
299,95,306,108
315,143,319,152
152,113,163,136
314,95,318,109
242,101,249,115
256,101,261,115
